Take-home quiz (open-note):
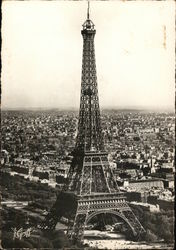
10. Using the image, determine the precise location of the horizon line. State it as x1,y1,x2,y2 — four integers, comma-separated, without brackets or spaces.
1,106,175,112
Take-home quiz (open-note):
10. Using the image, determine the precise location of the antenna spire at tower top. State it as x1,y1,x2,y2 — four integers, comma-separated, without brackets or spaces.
87,0,90,20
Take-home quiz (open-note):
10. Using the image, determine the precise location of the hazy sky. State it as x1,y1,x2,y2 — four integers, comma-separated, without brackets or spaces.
1,0,175,110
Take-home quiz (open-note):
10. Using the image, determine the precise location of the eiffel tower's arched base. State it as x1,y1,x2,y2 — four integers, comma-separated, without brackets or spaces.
42,191,145,243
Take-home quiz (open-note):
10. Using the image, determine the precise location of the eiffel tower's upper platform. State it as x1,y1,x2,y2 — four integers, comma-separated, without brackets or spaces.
82,0,95,34
82,19,95,31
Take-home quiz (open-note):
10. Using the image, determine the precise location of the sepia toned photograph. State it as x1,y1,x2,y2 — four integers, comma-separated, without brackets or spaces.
1,0,175,249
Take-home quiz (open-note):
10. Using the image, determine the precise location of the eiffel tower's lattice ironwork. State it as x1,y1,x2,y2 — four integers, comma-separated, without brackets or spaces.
42,1,145,242
75,16,104,154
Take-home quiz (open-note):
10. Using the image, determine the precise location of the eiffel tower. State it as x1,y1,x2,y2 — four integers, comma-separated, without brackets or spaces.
43,1,145,242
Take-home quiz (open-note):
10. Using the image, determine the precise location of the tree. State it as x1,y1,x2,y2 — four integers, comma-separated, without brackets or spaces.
131,206,174,243
43,230,71,248
156,215,173,243
145,229,158,242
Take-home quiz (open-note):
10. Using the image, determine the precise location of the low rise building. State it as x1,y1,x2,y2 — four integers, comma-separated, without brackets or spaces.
128,178,164,190
130,201,160,213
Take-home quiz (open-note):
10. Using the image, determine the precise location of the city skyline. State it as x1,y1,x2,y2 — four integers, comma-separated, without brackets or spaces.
1,0,175,110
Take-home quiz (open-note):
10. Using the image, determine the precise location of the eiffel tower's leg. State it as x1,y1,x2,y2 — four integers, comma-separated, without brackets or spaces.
69,213,87,243
122,209,145,239
68,199,91,243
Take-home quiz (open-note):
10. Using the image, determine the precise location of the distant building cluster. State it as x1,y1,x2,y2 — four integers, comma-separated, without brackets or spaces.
1,110,76,188
1,110,175,210
101,110,175,210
